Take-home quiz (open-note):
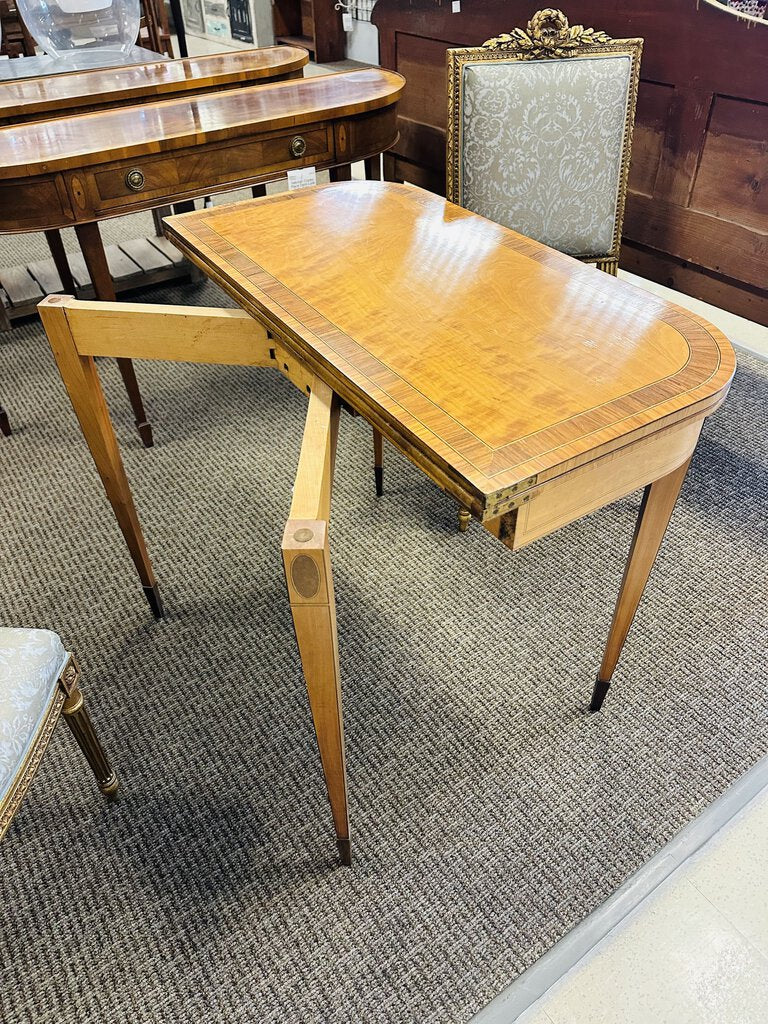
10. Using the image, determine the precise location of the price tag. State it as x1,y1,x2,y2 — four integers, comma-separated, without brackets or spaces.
342,11,353,31
286,166,317,191
451,0,461,11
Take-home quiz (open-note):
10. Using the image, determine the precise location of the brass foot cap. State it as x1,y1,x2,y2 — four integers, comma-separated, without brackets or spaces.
100,773,119,800
137,421,154,448
143,584,164,620
337,837,352,867
589,676,611,713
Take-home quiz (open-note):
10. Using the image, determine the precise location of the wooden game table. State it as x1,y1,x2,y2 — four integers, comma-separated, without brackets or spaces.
38,182,735,864
0,57,401,446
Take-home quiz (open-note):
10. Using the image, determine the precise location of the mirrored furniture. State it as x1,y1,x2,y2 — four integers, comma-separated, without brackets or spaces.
0,627,117,841
38,181,735,863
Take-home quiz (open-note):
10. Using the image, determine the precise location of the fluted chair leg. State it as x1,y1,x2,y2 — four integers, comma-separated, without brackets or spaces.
59,659,118,799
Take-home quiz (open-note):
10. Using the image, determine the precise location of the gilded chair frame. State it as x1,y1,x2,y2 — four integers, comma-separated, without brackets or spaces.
446,8,643,274
0,654,118,841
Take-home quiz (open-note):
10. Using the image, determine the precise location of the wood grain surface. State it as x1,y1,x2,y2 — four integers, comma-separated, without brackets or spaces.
0,68,404,177
0,47,309,125
372,0,768,325
164,181,736,519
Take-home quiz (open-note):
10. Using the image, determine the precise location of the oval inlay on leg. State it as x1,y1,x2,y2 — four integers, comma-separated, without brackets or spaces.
291,554,321,598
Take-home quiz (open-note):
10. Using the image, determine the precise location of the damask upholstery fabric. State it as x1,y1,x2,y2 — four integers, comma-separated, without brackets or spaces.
0,628,66,804
460,55,632,256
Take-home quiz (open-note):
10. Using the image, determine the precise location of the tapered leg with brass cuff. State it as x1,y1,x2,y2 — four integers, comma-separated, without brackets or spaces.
591,456,694,711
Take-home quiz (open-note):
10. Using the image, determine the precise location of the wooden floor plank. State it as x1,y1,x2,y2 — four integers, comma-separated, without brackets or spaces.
105,245,143,282
0,266,43,305
120,238,173,272
148,235,187,266
27,257,64,295
65,251,92,289
1,239,194,328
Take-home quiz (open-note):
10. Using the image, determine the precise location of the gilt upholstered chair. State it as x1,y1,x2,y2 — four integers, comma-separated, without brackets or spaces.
443,9,642,530
0,628,118,840
446,8,642,277
371,11,641,512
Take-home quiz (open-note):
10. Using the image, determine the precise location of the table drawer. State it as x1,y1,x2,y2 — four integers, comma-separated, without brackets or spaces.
89,126,333,207
0,176,74,232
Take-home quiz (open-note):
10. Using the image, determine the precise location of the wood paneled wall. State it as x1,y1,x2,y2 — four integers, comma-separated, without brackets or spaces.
372,0,768,325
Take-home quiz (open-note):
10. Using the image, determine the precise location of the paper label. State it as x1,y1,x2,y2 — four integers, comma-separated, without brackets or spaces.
286,166,317,191
451,0,461,11
342,11,353,31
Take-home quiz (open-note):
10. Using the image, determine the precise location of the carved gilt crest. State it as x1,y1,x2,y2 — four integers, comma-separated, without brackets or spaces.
483,8,612,58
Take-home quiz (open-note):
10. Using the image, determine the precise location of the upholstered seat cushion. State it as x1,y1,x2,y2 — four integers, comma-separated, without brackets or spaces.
460,54,632,256
0,628,67,804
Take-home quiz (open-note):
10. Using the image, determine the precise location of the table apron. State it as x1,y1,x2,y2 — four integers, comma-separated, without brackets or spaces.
0,107,398,231
486,413,704,552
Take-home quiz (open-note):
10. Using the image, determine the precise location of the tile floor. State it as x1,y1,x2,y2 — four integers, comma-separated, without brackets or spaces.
517,785,768,1024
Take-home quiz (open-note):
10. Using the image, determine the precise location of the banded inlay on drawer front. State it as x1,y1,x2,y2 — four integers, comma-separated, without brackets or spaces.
92,127,333,203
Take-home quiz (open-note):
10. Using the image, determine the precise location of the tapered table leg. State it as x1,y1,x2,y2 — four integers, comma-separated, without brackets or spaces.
38,297,163,619
282,378,350,865
373,427,384,497
0,401,10,436
44,229,76,294
329,165,352,182
152,207,173,237
364,156,381,180
590,455,694,711
74,222,153,448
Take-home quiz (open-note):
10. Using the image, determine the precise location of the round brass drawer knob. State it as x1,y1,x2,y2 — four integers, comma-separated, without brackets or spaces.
290,136,307,158
124,168,145,192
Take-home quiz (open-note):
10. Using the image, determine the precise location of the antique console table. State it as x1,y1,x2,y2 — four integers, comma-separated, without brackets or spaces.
0,66,402,445
0,46,308,441
38,182,735,864
0,47,309,125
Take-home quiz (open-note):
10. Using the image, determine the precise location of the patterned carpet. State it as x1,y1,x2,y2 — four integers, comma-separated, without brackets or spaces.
1,272,766,1024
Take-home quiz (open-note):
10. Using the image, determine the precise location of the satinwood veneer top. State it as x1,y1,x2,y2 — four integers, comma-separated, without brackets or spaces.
164,182,736,518
0,69,404,178
0,47,309,124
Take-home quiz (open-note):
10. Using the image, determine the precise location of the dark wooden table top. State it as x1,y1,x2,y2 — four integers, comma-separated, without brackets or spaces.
0,47,309,123
164,181,736,517
0,68,405,179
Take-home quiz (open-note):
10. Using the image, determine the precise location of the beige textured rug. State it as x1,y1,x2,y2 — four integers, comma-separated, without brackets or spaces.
1,273,766,1023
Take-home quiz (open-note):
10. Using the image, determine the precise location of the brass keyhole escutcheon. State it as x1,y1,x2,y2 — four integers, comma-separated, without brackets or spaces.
125,168,145,192
290,136,307,158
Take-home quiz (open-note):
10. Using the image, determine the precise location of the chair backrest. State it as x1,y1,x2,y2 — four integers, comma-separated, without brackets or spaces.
139,0,174,57
446,9,642,272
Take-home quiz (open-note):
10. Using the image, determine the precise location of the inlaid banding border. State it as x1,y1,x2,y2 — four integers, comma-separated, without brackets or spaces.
165,184,736,506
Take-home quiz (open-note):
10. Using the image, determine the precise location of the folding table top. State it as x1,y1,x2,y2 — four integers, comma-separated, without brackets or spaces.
165,181,735,517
